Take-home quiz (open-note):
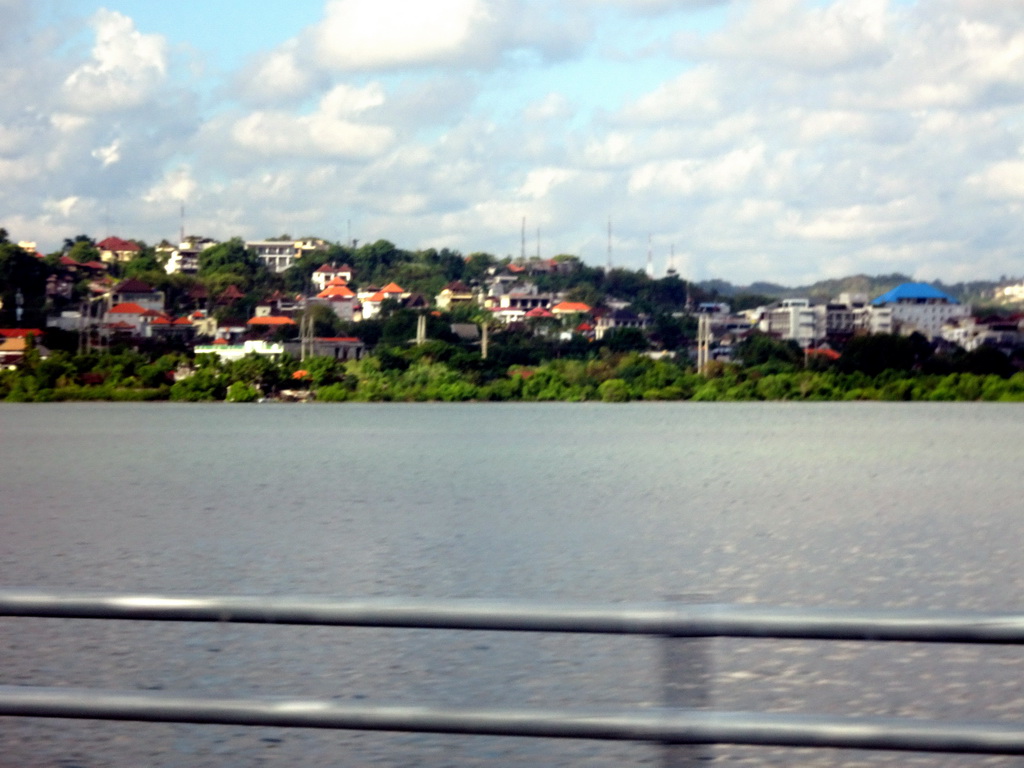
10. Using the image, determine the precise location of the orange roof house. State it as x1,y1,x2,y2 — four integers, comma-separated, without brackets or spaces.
317,284,356,300
246,316,296,326
552,301,592,315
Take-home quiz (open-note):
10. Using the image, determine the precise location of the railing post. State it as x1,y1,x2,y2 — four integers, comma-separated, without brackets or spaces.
663,594,712,767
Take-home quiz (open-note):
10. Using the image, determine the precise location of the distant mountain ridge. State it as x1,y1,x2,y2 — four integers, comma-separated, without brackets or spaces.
698,274,1004,305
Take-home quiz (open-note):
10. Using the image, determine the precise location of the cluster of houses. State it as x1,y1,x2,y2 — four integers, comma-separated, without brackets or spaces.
698,283,1024,362
5,234,1024,370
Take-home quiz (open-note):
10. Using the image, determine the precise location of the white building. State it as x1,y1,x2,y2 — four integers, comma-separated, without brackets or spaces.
758,298,817,348
870,283,970,340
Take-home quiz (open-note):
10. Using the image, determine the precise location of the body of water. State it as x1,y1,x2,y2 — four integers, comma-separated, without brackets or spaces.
1,402,1022,767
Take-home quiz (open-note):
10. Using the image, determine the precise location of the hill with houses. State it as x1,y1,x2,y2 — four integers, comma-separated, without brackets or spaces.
3,227,1024,401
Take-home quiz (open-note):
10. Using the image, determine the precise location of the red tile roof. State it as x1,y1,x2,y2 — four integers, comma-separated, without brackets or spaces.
379,282,404,294
108,302,147,314
525,307,554,318
0,328,43,338
99,237,141,252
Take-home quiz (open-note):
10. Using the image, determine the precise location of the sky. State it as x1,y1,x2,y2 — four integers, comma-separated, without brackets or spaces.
3,0,1024,286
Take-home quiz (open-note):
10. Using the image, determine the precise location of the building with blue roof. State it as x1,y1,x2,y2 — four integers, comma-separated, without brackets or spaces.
870,282,969,340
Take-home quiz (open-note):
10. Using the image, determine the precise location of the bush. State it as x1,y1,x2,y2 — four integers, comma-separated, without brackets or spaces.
225,381,259,403
314,383,351,402
598,378,631,402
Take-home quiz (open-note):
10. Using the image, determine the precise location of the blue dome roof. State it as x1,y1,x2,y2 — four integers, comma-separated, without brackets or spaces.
871,283,958,305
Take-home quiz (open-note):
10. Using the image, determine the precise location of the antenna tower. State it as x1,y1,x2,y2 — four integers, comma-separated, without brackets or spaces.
606,217,612,270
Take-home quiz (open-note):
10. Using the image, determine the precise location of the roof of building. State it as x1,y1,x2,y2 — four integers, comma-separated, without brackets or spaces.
108,302,147,314
379,282,405,294
318,285,356,299
114,278,155,293
525,307,554,318
98,237,141,252
552,301,592,313
247,316,296,326
871,283,959,305
0,329,43,338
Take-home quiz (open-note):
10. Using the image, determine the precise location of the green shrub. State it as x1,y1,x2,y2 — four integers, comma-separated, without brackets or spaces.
225,381,259,403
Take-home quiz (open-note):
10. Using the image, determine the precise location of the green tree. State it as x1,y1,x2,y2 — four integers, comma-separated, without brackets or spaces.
0,240,48,326
601,327,649,353
734,333,803,371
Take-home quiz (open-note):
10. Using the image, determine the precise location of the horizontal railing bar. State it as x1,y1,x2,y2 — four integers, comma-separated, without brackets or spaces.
2,589,1024,643
1,686,1022,755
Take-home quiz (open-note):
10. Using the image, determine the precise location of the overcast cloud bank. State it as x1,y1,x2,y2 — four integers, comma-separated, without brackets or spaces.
2,0,1023,285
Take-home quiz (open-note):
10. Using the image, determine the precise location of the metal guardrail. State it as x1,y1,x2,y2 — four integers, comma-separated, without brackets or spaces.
1,589,1023,756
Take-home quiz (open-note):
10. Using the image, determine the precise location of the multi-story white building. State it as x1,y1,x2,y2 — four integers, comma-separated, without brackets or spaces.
869,283,969,340
758,298,817,348
161,236,219,275
246,238,330,273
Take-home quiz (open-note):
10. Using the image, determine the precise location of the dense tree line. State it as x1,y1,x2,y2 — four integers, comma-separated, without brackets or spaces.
4,328,1024,403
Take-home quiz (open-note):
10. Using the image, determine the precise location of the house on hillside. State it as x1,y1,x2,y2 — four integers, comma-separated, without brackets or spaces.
98,237,142,265
360,282,406,320
161,236,218,275
311,263,354,292
312,279,358,322
247,238,329,274
594,308,648,340
435,281,476,310
109,278,164,312
284,336,366,361
0,332,49,368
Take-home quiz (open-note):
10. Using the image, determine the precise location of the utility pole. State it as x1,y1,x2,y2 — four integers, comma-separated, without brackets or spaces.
416,313,426,345
697,312,712,376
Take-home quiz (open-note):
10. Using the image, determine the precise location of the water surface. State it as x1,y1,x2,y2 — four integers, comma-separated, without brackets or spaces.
1,403,1022,766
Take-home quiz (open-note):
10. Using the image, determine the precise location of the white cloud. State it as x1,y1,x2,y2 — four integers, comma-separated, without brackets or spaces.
966,160,1024,200
627,143,766,196
63,10,168,111
5,0,1024,284
519,167,577,199
235,43,315,104
231,83,395,158
619,65,722,123
91,139,121,167
776,199,926,241
706,0,894,72
311,0,487,70
46,196,81,218
524,93,574,122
